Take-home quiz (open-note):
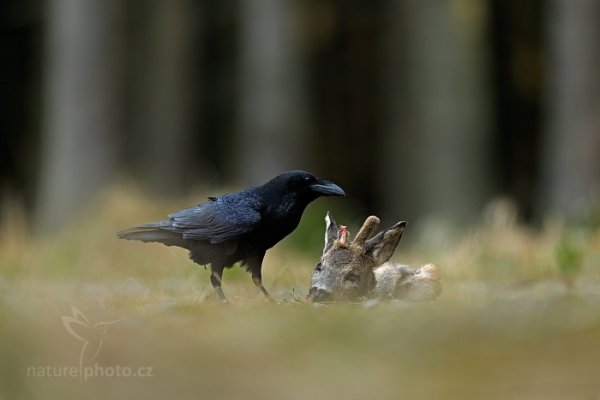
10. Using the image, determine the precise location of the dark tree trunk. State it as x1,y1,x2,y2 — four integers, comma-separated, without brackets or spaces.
234,0,311,185
379,0,493,223
540,0,600,218
126,0,202,194
36,0,124,231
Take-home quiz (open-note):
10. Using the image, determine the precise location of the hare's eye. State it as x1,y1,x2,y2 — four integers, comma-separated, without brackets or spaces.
345,274,360,283
315,262,322,272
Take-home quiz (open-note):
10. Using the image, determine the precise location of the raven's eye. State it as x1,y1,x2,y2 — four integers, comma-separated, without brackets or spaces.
288,175,308,189
315,262,322,272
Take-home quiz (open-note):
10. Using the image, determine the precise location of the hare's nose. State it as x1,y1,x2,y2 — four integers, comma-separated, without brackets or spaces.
307,287,332,303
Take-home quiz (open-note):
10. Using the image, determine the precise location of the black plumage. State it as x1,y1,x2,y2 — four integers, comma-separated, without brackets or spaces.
117,170,345,302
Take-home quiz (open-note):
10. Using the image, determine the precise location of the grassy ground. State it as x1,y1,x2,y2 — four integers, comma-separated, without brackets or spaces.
1,188,600,400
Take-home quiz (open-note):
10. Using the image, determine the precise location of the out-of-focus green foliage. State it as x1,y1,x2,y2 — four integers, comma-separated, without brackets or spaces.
555,234,583,289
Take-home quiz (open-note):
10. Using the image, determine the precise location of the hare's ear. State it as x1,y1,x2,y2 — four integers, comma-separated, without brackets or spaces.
365,221,406,265
353,216,380,245
323,211,339,254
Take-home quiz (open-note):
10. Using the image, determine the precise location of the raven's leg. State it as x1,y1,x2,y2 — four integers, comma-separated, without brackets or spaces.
252,271,274,302
246,252,274,302
210,267,228,303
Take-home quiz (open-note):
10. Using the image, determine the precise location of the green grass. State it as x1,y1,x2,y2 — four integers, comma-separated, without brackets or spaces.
1,188,600,399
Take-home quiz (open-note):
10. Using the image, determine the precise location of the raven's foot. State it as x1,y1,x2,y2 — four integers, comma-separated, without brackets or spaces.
253,276,275,303
214,286,228,304
211,270,228,304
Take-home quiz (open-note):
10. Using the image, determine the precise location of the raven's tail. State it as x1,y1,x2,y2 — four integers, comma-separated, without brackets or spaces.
117,221,188,248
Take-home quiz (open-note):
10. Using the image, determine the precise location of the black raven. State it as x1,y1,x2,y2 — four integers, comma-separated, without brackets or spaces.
117,170,345,302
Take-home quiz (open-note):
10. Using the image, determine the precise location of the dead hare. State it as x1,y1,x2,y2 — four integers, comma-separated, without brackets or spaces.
308,212,441,303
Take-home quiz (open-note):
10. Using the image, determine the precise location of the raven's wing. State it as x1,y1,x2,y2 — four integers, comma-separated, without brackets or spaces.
168,194,263,244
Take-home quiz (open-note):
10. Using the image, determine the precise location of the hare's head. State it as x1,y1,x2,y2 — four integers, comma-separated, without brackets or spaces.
308,212,406,302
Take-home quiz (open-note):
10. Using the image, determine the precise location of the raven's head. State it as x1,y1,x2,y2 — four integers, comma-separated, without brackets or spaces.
259,171,345,204
279,170,346,199
255,171,345,228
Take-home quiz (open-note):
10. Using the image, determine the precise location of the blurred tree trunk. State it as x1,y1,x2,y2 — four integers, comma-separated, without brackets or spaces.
36,0,123,231
235,0,311,185
379,0,493,223
489,1,543,221
0,1,42,216
540,0,600,217
307,1,383,214
127,0,201,194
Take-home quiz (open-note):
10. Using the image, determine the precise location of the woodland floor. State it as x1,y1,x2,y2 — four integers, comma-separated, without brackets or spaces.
1,188,599,400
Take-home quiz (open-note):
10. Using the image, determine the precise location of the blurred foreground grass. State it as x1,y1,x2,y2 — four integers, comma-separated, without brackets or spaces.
1,188,600,399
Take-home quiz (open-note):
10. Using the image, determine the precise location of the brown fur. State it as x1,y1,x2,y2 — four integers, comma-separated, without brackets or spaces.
308,213,441,302
373,263,441,300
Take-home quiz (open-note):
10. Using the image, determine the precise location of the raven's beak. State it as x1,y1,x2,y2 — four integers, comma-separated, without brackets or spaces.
310,179,346,196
